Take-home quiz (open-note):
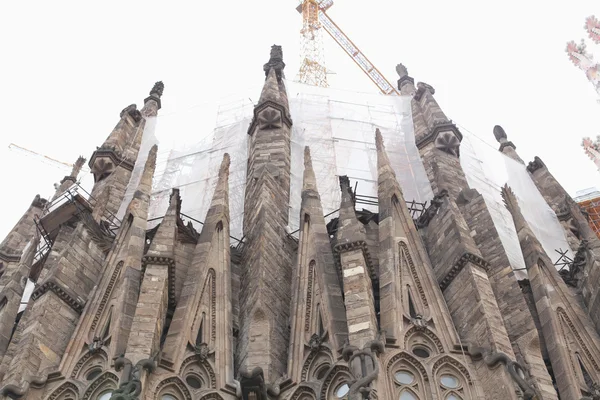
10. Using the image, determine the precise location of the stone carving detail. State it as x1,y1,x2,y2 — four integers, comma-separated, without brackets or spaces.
71,349,108,378
557,307,600,371
263,44,286,78
304,261,315,332
239,367,281,400
150,81,164,97
82,372,118,399
404,326,444,353
435,131,461,156
440,252,490,291
0,375,48,399
341,334,385,400
110,354,157,399
386,351,428,380
199,393,225,400
431,356,472,384
48,381,79,400
179,355,217,388
319,365,352,399
560,240,588,287
301,347,333,381
415,190,448,229
154,376,192,400
398,242,428,307
466,344,537,399
258,108,282,130
290,386,317,400
526,156,546,173
90,261,123,332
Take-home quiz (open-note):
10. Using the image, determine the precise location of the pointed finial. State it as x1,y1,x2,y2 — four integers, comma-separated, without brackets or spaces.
304,146,312,169
150,81,164,97
263,45,285,79
219,153,231,177
396,64,408,78
501,184,518,213
375,128,385,150
493,125,507,143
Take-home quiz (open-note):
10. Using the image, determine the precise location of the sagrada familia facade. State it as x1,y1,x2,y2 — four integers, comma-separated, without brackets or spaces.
1,45,600,400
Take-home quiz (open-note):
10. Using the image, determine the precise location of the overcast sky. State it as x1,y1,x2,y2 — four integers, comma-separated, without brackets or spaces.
1,0,598,240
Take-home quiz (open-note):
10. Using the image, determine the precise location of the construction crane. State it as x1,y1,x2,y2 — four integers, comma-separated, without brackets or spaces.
8,143,90,174
296,0,400,95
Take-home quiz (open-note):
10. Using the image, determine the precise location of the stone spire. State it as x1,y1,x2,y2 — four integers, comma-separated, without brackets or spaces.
376,130,460,348
237,45,294,387
335,176,366,246
162,154,234,390
502,184,600,399
493,125,524,164
0,232,39,358
288,147,348,382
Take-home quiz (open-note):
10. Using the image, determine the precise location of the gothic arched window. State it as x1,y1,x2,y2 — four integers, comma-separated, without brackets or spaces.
432,357,472,400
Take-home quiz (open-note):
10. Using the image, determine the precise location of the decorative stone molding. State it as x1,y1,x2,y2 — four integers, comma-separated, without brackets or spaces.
88,146,135,179
301,346,333,381
82,371,118,399
557,307,600,371
526,156,546,174
415,121,463,156
257,107,283,130
413,82,435,101
385,352,428,381
403,326,444,354
31,279,85,313
431,356,472,384
154,376,192,400
333,240,377,283
499,141,517,152
0,374,48,399
289,386,317,400
319,365,352,400
399,242,428,307
47,381,79,400
70,349,108,378
247,101,293,135
90,261,122,332
0,251,21,263
198,392,225,400
180,354,217,388
304,261,315,332
119,104,142,123
144,81,164,110
440,252,490,291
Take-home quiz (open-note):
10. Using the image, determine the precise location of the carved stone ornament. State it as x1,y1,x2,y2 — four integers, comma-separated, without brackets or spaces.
110,353,157,400
341,333,385,400
88,336,104,353
466,344,538,400
150,81,164,97
581,382,600,399
119,104,142,123
238,367,281,400
194,342,212,361
526,156,546,173
263,44,286,79
435,131,461,156
257,108,282,130
415,189,448,229
0,374,48,399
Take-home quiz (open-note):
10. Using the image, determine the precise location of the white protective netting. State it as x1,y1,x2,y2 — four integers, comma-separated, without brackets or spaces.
113,80,573,274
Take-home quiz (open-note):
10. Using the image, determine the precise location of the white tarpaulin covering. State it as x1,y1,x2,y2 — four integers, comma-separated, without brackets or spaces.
114,81,572,274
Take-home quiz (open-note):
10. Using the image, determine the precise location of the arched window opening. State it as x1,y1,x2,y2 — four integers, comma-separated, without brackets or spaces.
334,383,349,398
407,287,417,319
196,313,205,346
399,389,419,399
388,357,425,400
98,390,113,400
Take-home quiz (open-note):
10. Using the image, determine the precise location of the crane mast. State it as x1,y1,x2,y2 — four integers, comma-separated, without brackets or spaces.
297,0,399,95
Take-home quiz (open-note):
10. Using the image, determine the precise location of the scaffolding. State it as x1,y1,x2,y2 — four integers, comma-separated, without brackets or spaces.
134,81,573,276
574,188,600,239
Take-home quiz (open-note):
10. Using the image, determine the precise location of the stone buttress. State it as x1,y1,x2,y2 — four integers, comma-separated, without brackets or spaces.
503,184,600,399
399,65,555,397
236,45,295,389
